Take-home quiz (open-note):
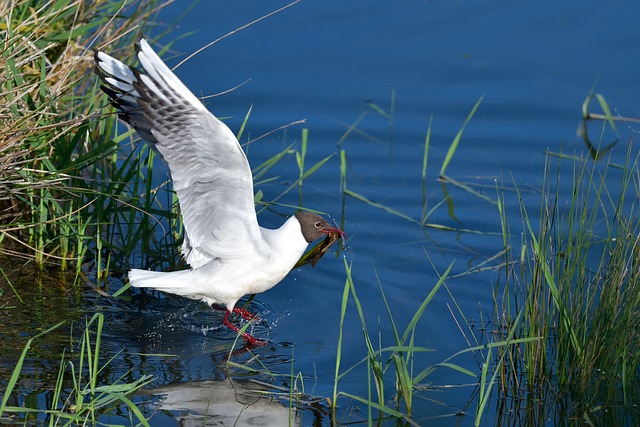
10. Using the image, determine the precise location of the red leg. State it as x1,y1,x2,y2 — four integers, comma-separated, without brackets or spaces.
222,309,267,346
232,307,260,321
212,305,259,322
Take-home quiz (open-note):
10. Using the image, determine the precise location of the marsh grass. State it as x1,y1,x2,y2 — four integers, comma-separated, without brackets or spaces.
0,0,177,276
339,93,497,237
330,92,640,424
493,107,640,423
0,313,153,426
327,257,540,426
330,259,452,425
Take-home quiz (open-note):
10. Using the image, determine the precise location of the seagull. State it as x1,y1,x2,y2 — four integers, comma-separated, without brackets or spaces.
94,39,345,346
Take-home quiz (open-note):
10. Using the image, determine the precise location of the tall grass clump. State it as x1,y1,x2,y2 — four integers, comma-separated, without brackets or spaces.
0,0,176,277
495,137,640,423
329,258,539,426
0,314,153,426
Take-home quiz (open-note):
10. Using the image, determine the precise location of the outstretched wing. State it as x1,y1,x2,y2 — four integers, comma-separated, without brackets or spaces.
95,39,267,268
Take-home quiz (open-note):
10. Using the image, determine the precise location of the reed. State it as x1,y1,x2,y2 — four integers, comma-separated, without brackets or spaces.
0,0,183,276
330,258,450,424
494,110,640,423
339,94,496,236
0,313,153,425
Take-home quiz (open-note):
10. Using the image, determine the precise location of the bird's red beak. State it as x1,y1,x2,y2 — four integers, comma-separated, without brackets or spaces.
320,227,347,240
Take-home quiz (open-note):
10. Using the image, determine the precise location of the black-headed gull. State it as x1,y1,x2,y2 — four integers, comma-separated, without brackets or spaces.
94,39,345,346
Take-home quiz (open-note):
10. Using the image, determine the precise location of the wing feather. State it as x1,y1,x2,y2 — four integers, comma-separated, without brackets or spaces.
95,39,267,268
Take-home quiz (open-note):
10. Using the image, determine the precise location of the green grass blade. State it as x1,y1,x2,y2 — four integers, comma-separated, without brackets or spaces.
439,95,483,177
339,392,419,426
332,258,351,411
0,321,66,417
344,188,419,224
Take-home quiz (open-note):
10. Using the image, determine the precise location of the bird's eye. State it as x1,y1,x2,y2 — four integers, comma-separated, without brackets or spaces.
314,221,323,228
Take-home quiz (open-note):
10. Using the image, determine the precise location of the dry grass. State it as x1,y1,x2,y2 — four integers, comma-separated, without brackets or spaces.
0,0,172,269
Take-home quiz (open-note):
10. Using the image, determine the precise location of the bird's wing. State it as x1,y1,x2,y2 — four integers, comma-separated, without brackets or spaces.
95,39,267,268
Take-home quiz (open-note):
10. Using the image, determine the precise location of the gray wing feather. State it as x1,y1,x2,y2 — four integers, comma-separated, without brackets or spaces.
96,39,266,268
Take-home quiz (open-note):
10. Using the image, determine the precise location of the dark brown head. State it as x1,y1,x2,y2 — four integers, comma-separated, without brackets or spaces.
294,212,346,243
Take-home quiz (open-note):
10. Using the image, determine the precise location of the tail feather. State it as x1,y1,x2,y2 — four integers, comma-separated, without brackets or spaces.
128,268,193,297
128,268,234,309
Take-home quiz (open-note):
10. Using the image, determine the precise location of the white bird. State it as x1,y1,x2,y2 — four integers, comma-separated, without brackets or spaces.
94,39,345,346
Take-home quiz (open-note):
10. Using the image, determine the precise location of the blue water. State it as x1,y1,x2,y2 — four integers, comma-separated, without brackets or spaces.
3,0,640,425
